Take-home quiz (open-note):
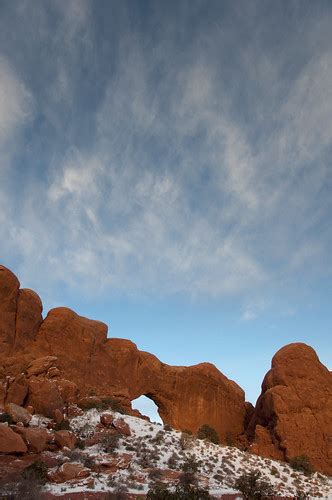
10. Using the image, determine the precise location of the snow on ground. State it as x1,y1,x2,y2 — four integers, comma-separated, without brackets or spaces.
46,409,332,498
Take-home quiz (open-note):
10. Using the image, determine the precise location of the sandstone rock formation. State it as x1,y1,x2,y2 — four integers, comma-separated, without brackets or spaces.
0,264,331,476
247,343,332,475
0,265,246,445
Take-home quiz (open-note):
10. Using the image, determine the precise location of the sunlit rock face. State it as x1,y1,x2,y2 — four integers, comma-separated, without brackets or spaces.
247,342,332,475
1,264,331,475
0,264,246,445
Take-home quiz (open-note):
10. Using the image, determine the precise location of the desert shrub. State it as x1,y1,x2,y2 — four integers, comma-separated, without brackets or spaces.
138,452,152,468
22,461,48,484
182,455,199,474
289,455,313,475
149,468,163,482
180,431,194,450
64,449,82,462
234,469,275,499
0,412,14,425
152,430,165,445
11,477,43,499
101,433,119,453
54,419,71,431
225,431,234,447
147,484,210,499
270,466,280,477
197,424,219,444
295,489,309,500
82,455,95,468
167,451,179,469
76,438,85,449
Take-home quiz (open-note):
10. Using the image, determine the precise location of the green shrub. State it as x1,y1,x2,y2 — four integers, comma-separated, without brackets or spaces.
0,412,14,425
197,424,219,444
182,455,199,474
22,461,48,485
54,419,71,431
234,469,275,499
101,433,119,453
147,484,210,499
289,455,314,475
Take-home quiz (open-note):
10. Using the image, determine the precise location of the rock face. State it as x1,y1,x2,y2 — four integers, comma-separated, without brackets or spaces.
0,265,246,445
1,265,331,475
248,343,332,475
0,423,27,454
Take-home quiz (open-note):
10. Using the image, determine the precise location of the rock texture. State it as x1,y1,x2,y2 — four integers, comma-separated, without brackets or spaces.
247,343,332,475
0,264,331,475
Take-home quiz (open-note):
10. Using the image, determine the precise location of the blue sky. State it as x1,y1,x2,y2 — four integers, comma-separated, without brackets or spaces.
0,1,331,419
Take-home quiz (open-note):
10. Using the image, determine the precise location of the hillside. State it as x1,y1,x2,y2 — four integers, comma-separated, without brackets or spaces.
1,405,331,498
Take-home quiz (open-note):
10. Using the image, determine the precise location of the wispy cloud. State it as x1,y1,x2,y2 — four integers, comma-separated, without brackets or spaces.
0,1,331,310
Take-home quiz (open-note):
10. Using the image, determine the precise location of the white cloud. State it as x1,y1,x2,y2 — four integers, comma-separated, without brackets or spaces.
0,56,33,146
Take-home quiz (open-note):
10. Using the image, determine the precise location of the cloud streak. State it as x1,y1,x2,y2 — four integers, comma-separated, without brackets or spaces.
0,1,331,312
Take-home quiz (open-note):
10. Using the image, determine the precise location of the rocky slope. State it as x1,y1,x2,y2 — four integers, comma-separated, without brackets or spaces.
0,264,331,479
1,405,331,498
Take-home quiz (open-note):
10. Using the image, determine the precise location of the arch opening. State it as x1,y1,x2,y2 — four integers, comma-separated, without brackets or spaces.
132,394,163,424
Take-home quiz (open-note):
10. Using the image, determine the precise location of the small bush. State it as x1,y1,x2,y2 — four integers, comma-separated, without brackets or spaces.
76,438,85,449
167,452,179,469
152,430,165,445
22,461,48,485
234,469,275,499
54,419,71,431
197,424,219,444
147,483,210,499
179,431,193,450
0,412,14,425
101,433,119,453
290,455,314,475
182,455,199,474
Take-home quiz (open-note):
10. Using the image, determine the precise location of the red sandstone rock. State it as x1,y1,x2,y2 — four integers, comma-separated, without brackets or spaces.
5,403,31,425
99,453,132,472
5,373,28,406
54,430,77,449
49,462,90,483
27,377,64,418
16,426,50,453
54,408,64,424
2,265,332,476
0,423,27,453
55,378,79,404
15,289,43,351
100,413,114,427
112,417,131,436
26,356,58,378
0,266,20,356
47,366,61,378
248,343,332,475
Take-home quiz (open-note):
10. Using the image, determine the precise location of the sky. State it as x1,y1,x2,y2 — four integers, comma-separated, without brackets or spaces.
0,0,331,421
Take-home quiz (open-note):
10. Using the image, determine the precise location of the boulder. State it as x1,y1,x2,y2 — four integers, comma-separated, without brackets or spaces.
5,403,31,425
54,408,64,424
248,343,332,475
100,413,114,427
54,430,77,449
27,377,63,418
5,374,28,406
48,462,90,483
26,356,58,378
0,423,27,453
112,417,131,436
16,426,50,453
